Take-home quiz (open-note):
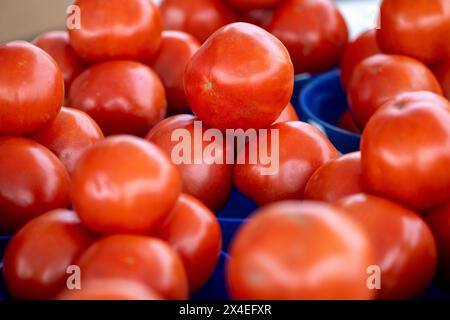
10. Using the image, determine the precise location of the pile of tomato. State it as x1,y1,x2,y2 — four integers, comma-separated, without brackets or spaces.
0,0,450,300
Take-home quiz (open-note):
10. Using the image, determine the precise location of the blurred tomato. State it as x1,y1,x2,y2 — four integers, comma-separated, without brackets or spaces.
0,41,64,135
361,91,450,210
3,209,94,300
227,0,282,10
268,0,348,74
337,111,361,134
273,103,299,124
185,22,294,130
237,8,274,29
68,0,162,62
69,60,167,136
71,136,181,234
348,54,442,128
433,60,450,100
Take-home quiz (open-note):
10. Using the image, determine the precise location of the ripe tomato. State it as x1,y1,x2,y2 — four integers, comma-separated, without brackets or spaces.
337,194,437,300
3,209,95,300
340,29,382,90
71,135,181,234
237,8,274,29
185,22,294,130
227,201,374,300
159,0,237,43
433,60,450,100
226,0,282,10
273,103,299,124
69,60,167,136
68,0,162,62
377,0,450,64
337,111,361,134
150,31,200,115
76,235,189,300
0,41,64,135
348,54,443,128
146,114,233,211
30,107,104,176
234,121,339,206
32,31,86,92
155,193,222,293
361,91,450,210
268,0,348,74
0,136,70,234
304,152,364,202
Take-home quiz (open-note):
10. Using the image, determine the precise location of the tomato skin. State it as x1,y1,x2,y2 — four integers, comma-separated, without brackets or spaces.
226,0,282,10
71,135,181,235
150,31,200,115
234,121,339,206
3,209,95,300
76,235,189,300
32,31,86,92
156,194,222,293
377,0,450,65
227,201,374,300
237,8,274,29
337,111,361,134
433,60,450,100
348,54,443,128
0,136,70,234
30,107,104,176
185,22,294,131
0,41,64,135
68,0,162,62
272,103,299,124
268,0,348,74
160,0,237,43
337,194,437,300
361,91,450,210
304,152,364,203
69,60,167,136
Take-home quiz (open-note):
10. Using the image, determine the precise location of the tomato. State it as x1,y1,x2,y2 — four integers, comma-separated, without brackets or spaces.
3,209,94,300
361,91,450,210
348,54,443,128
71,135,181,234
150,31,200,115
337,194,437,300
76,235,189,300
146,114,233,211
30,107,104,176
159,0,237,43
268,0,348,74
340,29,382,90
377,0,450,65
68,0,162,62
433,60,450,100
237,8,274,29
185,22,294,131
0,41,64,135
226,0,282,10
0,137,70,234
273,103,299,124
337,111,361,134
234,121,339,206
155,193,222,293
69,60,167,136
304,152,364,202
227,201,374,300
32,31,86,92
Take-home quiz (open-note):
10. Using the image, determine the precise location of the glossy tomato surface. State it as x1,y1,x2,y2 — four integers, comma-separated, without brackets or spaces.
273,102,299,124
226,0,282,10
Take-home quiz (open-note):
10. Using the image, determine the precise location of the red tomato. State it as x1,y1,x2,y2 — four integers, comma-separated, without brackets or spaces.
227,201,374,300
377,0,450,64
159,0,237,43
0,136,70,234
361,91,450,210
155,193,222,293
227,0,282,10
273,102,299,124
71,135,181,234
337,194,437,300
234,121,339,206
68,0,162,62
69,60,167,136
185,22,294,130
348,54,443,128
0,41,64,135
32,31,86,91
76,235,189,300
146,114,233,211
237,8,274,29
3,209,95,300
30,107,104,176
268,0,348,74
337,111,361,134
433,60,450,100
150,31,200,115
304,152,364,202
340,29,382,90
